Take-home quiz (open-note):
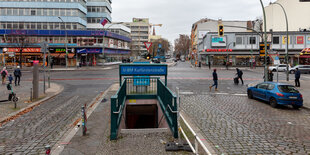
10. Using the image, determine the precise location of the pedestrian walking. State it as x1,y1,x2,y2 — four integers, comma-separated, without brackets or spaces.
295,68,301,87
8,74,13,84
209,69,218,91
208,61,211,69
236,68,244,85
1,67,8,85
14,66,22,86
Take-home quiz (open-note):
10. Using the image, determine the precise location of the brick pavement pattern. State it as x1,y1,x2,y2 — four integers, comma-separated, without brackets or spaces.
181,93,310,154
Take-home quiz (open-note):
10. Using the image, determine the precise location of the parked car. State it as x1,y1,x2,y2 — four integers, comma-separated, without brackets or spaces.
268,64,291,72
247,82,303,109
181,58,185,62
289,65,310,74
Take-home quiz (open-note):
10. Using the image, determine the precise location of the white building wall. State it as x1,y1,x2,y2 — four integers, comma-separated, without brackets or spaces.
265,0,310,31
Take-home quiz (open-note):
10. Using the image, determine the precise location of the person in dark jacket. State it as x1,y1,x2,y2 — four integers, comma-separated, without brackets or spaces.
295,68,301,87
236,68,244,85
14,66,22,86
209,69,218,91
268,70,274,82
208,61,211,70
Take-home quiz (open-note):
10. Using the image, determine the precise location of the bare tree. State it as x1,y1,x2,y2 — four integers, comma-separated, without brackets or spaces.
149,38,171,57
174,34,190,57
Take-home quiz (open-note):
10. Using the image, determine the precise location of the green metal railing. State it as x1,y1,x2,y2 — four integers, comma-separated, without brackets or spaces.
110,79,127,140
157,80,178,138
111,77,178,140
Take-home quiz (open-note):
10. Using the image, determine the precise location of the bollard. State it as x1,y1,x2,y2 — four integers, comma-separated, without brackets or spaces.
45,145,51,155
82,106,87,136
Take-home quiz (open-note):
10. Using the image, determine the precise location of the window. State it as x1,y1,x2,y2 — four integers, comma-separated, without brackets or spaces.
278,85,299,93
43,23,48,29
236,36,243,45
1,9,6,16
48,9,53,16
92,7,95,12
249,37,256,44
257,83,268,89
55,9,59,16
7,9,12,15
37,9,42,16
13,9,18,15
37,23,42,29
49,23,54,29
273,37,280,44
19,9,24,16
43,9,47,16
66,9,71,16
31,10,36,16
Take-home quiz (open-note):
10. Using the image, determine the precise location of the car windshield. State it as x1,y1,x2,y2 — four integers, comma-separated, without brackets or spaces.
278,85,299,93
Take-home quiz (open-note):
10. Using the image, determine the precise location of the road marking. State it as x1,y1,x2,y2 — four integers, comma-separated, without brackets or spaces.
180,92,194,95
214,93,229,95
233,94,247,96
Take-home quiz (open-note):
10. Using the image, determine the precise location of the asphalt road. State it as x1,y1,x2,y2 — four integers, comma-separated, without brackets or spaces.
1,62,310,154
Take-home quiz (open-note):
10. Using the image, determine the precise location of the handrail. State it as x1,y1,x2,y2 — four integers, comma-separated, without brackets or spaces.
168,105,178,113
113,96,126,114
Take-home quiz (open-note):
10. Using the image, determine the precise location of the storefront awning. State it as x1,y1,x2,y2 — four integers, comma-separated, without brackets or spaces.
299,55,310,58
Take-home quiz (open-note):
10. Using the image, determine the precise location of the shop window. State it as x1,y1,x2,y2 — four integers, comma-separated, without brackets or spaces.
236,36,243,45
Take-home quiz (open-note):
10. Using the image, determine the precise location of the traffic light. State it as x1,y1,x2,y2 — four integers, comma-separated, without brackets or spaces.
218,24,224,37
259,42,270,57
267,56,271,65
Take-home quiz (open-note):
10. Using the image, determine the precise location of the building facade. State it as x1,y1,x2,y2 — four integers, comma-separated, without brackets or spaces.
191,18,254,64
265,0,310,32
0,0,132,66
199,31,310,66
123,18,150,56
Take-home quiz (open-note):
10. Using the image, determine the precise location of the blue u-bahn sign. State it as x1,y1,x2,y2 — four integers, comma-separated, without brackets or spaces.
119,63,168,86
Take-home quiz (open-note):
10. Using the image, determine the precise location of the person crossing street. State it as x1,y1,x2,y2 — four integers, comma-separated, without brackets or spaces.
1,67,8,85
295,68,301,87
236,68,244,85
209,69,218,91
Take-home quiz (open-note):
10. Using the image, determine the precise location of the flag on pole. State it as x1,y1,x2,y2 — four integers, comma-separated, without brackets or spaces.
100,18,108,27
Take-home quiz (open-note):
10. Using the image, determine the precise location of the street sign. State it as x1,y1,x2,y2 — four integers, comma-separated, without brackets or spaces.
270,53,280,65
144,42,152,51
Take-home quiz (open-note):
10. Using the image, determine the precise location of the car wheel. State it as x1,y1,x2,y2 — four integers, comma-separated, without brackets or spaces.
270,98,278,108
290,70,295,74
247,90,253,99
272,69,276,72
292,105,302,109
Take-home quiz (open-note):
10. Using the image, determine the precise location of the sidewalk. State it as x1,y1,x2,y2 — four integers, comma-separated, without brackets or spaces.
0,81,63,125
57,84,190,155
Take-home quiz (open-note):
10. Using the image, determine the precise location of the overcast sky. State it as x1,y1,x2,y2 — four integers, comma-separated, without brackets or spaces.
112,0,276,43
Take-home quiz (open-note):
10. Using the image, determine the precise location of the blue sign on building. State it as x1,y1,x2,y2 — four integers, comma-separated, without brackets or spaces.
120,65,167,76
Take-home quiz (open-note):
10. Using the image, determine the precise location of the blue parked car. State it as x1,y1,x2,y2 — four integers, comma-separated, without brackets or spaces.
247,82,303,109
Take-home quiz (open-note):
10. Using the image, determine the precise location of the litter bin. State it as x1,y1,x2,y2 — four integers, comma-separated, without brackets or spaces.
199,62,201,67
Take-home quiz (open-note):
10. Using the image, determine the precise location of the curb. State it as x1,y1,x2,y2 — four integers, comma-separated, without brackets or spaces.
0,83,64,127
51,83,117,155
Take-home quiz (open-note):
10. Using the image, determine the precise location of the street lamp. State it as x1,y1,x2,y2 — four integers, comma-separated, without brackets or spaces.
259,0,268,82
58,17,68,68
270,2,289,81
102,22,123,66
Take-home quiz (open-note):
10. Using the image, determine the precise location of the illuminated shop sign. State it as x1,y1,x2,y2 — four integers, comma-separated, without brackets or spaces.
203,49,233,52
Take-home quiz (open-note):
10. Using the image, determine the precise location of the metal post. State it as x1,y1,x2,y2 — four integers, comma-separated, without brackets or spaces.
58,17,68,68
33,63,39,100
259,0,268,82
48,48,51,88
271,2,289,81
82,106,87,136
43,43,46,94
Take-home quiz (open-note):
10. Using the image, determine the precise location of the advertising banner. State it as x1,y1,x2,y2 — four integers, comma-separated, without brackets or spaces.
120,65,167,76
296,36,304,44
211,36,227,47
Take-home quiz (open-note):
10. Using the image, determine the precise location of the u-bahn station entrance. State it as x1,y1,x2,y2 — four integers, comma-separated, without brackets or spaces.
110,63,178,140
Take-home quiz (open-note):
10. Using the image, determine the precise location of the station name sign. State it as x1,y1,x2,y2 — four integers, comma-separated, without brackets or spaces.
203,49,233,52
120,64,167,76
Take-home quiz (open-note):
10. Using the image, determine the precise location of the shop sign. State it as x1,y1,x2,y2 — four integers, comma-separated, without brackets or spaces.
109,39,114,48
7,48,41,53
76,48,102,54
296,36,304,44
104,49,130,54
203,49,233,52
7,52,15,57
282,36,290,44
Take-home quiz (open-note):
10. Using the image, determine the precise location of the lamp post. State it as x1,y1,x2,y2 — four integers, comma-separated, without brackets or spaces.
259,0,268,82
102,22,123,66
270,2,289,81
58,17,68,68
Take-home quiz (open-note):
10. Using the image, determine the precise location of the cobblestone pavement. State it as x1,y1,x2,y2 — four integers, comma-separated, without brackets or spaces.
180,93,310,154
0,70,116,154
0,81,45,119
